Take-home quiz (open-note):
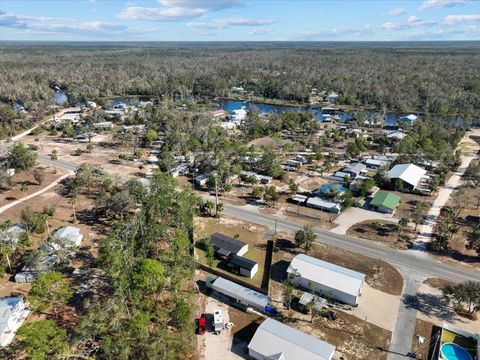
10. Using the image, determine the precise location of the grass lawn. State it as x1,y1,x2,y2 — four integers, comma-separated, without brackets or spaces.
194,216,269,288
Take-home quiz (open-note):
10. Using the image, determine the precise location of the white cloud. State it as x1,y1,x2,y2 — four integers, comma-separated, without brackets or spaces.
248,28,271,36
188,17,274,29
389,7,406,16
0,10,155,38
408,15,422,23
443,14,480,24
119,0,245,21
119,6,205,21
420,0,471,11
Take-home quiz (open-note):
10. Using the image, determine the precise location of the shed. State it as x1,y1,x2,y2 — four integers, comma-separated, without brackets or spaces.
0,296,30,347
287,254,366,307
206,276,270,312
248,318,335,360
370,191,401,214
210,233,248,258
228,255,258,278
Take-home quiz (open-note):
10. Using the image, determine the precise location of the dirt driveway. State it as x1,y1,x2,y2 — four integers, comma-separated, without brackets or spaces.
203,299,248,360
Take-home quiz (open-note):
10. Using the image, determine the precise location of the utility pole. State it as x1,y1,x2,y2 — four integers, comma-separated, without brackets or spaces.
274,219,278,237
214,174,219,217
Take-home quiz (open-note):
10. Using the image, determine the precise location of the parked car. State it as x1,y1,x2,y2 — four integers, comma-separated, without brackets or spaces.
198,315,206,335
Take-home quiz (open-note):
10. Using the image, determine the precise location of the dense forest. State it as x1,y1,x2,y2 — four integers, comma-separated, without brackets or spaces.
1,42,479,118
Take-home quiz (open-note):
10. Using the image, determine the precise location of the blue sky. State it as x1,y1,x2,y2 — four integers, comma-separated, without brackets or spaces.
0,0,479,41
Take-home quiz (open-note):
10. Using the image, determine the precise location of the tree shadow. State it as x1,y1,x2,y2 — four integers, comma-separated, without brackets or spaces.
403,292,463,323
270,260,290,283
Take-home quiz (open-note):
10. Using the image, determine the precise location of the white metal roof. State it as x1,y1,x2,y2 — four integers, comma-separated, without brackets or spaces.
248,318,335,360
53,226,83,247
387,163,427,188
0,297,23,335
211,277,270,310
287,254,365,298
306,197,341,211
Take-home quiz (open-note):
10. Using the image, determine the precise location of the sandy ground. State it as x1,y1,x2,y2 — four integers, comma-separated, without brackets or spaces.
23,133,144,180
349,283,401,331
332,207,398,235
414,282,480,334
203,298,247,360
411,129,480,253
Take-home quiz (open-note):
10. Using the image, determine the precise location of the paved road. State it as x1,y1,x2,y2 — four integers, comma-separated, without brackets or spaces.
387,276,422,360
224,203,480,283
30,155,480,283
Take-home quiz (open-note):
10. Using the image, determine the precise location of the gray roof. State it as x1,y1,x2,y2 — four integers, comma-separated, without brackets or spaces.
229,255,257,271
343,162,367,176
52,226,83,248
0,225,26,246
248,318,335,360
287,254,366,298
210,233,247,255
210,277,270,310
0,297,24,335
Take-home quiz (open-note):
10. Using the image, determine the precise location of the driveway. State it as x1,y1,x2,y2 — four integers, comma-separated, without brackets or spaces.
349,283,400,331
331,207,398,235
203,299,247,360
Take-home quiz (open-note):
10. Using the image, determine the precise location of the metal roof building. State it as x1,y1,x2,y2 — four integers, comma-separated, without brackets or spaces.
228,255,258,278
52,226,83,248
248,318,335,360
0,296,30,347
210,233,248,258
287,254,366,307
387,163,427,190
306,197,341,214
207,276,270,311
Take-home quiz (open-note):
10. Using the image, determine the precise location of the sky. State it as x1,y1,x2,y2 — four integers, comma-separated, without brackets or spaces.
0,0,479,41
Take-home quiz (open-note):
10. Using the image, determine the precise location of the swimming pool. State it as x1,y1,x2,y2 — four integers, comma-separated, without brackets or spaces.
440,343,473,360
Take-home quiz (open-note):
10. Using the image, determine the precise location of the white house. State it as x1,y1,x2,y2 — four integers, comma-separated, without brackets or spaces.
326,92,340,102
0,297,30,347
287,254,366,307
230,108,247,123
400,114,418,125
92,121,114,130
231,86,245,93
387,163,427,190
248,318,335,360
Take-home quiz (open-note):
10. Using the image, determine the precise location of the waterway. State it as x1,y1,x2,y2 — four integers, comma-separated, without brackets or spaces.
215,99,405,126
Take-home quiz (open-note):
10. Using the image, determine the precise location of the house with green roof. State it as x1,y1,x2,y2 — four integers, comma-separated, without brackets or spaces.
370,191,401,214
